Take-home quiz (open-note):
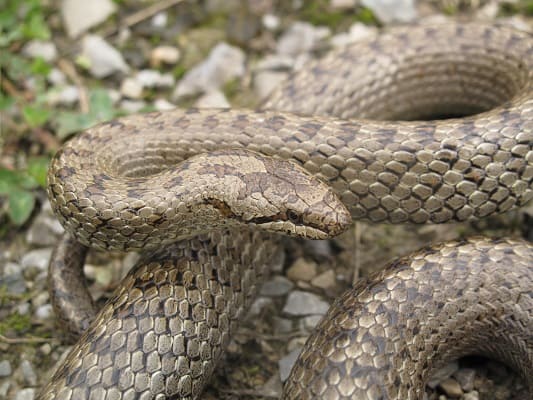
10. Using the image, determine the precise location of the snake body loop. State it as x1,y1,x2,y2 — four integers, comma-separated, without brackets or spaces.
40,23,533,399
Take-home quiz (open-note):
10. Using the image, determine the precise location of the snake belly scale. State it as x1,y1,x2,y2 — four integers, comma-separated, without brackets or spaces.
40,23,532,399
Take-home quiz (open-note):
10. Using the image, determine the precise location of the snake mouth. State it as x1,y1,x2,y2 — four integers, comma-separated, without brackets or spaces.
249,220,332,240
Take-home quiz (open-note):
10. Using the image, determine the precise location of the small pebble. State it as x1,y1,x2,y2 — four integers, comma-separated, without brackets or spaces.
361,0,417,23
438,378,463,398
20,248,53,272
15,388,36,400
260,276,294,297
287,258,317,282
0,360,12,377
47,68,67,85
35,304,53,321
81,35,130,78
61,0,116,37
262,14,280,30
301,315,323,330
248,297,273,317
39,343,52,356
463,391,479,400
153,99,176,111
136,70,175,88
150,46,180,67
151,12,168,28
194,91,230,108
310,270,336,290
454,368,476,392
22,40,58,62
276,22,330,57
283,291,329,316
120,100,147,113
120,77,143,99
254,71,288,100
427,361,459,389
330,0,357,9
20,360,37,386
278,347,302,382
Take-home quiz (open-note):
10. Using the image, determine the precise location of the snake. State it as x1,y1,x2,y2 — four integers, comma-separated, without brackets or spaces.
38,22,532,399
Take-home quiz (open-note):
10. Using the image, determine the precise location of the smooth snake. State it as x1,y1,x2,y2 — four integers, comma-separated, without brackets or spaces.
38,23,533,399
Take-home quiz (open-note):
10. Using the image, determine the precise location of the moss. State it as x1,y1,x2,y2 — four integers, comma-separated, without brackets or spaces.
500,0,533,16
0,312,32,335
300,0,378,29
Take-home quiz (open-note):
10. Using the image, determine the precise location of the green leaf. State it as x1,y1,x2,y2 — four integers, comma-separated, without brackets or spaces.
0,93,15,111
88,89,115,121
27,157,49,187
0,169,38,194
22,105,51,127
7,190,35,225
30,57,51,75
55,111,96,139
21,12,50,40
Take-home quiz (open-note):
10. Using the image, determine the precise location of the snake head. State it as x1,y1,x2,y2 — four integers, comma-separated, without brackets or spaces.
195,149,352,240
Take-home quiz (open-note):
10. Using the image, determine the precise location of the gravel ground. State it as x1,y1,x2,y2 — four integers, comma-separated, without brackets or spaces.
0,1,532,399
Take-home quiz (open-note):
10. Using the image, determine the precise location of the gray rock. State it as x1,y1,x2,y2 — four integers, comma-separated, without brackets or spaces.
283,291,329,316
276,22,330,57
173,42,245,99
278,347,302,382
194,91,230,108
302,315,323,330
150,46,180,66
287,258,317,282
20,360,37,386
120,77,143,99
153,99,176,111
454,368,476,392
20,248,53,272
248,297,273,317
254,71,288,100
0,381,10,398
151,12,168,29
260,276,294,297
2,262,26,295
361,0,417,23
438,378,463,398
26,208,64,246
82,35,130,78
61,0,116,38
32,292,49,308
35,304,53,321
16,302,30,316
22,40,58,62
427,361,460,389
47,68,67,85
15,388,36,400
273,317,293,333
331,22,378,47
0,360,12,377
255,54,294,72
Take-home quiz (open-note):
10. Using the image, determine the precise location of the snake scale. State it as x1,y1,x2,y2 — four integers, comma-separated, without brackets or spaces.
38,23,532,399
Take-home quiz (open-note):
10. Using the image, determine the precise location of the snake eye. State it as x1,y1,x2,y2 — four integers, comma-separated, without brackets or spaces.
287,210,301,224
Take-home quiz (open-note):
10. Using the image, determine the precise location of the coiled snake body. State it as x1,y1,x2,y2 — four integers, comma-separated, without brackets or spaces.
39,23,532,399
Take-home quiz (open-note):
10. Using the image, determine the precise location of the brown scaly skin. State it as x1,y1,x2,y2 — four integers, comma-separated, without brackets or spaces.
40,23,532,399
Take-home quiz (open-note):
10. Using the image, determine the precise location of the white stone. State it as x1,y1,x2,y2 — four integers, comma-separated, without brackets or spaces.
276,22,330,57
194,91,230,108
61,0,116,38
0,360,12,377
361,0,417,24
120,77,143,99
136,70,175,88
120,100,146,113
81,35,130,78
153,99,176,111
255,54,294,71
22,40,57,62
47,68,67,85
15,388,35,400
331,22,378,47
260,276,294,297
35,304,53,321
173,42,246,99
151,12,168,28
262,14,280,30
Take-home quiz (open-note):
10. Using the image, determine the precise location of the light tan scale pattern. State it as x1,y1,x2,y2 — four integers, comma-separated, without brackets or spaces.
47,23,532,253
40,229,282,400
41,23,533,400
283,238,533,399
